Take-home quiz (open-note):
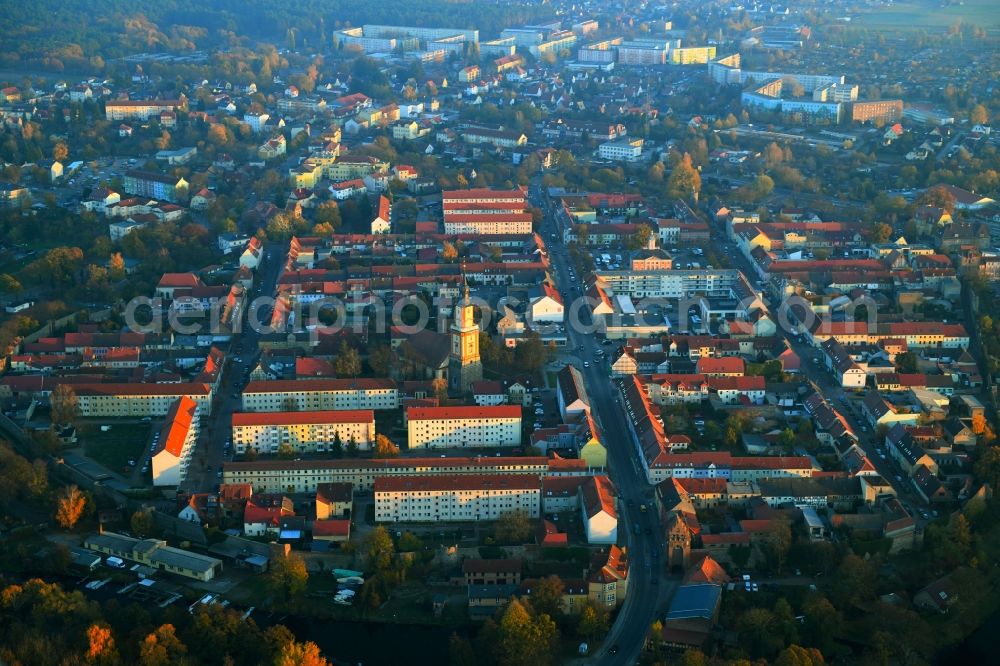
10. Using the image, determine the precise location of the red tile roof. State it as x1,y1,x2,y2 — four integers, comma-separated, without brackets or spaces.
154,396,198,458
313,519,350,537
375,474,540,493
231,410,374,427
406,405,522,421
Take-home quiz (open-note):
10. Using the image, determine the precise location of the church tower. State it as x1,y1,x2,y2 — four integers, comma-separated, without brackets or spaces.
449,280,482,394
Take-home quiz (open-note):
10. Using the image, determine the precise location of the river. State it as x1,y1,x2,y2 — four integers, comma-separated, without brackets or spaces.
278,616,474,666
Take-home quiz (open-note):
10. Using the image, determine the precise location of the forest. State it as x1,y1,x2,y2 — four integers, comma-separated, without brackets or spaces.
0,0,556,74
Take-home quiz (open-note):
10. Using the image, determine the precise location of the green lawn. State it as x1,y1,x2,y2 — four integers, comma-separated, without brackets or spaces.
81,423,151,474
855,0,1000,28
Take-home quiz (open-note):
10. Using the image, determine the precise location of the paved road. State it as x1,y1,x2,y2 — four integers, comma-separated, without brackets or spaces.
531,178,670,664
184,244,285,493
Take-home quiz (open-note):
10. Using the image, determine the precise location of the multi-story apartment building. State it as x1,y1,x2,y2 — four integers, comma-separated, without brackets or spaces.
594,268,756,300
231,410,375,454
104,99,186,121
223,456,587,493
374,474,541,523
73,382,213,418
615,40,670,65
122,170,189,203
151,396,199,486
442,189,531,235
598,138,643,162
668,46,717,65
241,379,399,412
851,100,904,124
813,82,858,103
462,128,528,149
806,321,969,349
407,405,522,449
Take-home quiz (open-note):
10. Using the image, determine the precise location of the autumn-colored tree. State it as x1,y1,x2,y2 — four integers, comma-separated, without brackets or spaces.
314,201,341,229
86,623,118,664
50,383,79,426
267,552,309,602
774,644,825,666
970,104,990,125
364,525,395,572
431,377,449,402
367,345,393,376
55,484,87,529
108,252,126,280
373,434,400,458
666,152,701,201
494,598,557,666
276,639,330,666
52,142,68,162
139,624,187,666
441,241,459,262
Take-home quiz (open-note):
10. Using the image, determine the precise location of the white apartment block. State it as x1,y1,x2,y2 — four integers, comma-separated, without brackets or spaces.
231,410,375,454
595,268,755,300
442,189,531,235
241,379,399,412
73,383,213,418
598,139,643,162
223,456,585,494
407,405,522,449
374,474,541,523
151,396,200,486
104,99,184,121
243,112,270,133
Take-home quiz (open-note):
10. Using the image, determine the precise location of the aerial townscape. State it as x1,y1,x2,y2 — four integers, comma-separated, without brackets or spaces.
1,0,1000,664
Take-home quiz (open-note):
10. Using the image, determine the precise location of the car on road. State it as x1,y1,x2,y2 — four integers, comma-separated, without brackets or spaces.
752,583,759,592
583,361,590,368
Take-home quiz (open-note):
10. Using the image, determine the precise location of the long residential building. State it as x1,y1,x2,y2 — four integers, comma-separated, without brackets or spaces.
105,99,186,121
594,268,757,300
807,321,970,349
442,189,531,235
374,474,541,523
407,405,522,449
241,379,399,412
223,456,587,493
73,382,213,417
231,410,375,454
122,170,189,203
151,396,200,486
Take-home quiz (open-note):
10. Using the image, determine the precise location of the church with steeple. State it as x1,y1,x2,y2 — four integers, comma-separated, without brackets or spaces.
449,279,483,395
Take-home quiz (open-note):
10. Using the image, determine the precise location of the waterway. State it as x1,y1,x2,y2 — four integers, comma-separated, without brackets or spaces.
279,617,474,666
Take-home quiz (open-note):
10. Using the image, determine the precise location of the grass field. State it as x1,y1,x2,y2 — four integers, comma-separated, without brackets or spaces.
855,0,1000,28
81,423,151,474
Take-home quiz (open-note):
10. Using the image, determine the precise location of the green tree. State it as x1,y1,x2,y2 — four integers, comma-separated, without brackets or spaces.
530,575,564,618
130,510,155,537
449,633,476,666
50,383,79,426
494,510,533,544
276,442,295,459
737,607,782,658
331,432,343,458
333,340,361,377
895,351,919,373
368,345,393,375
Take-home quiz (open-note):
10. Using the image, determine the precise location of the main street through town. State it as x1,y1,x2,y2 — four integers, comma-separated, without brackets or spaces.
184,244,285,494
530,180,672,664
